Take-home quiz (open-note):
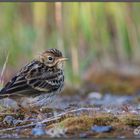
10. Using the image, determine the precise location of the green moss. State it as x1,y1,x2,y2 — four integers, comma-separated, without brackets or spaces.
52,114,119,133
120,115,140,127
92,114,119,125
101,81,136,95
48,113,140,136
60,116,93,132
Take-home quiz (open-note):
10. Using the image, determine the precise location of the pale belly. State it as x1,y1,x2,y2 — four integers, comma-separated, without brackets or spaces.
20,83,64,108
19,92,57,108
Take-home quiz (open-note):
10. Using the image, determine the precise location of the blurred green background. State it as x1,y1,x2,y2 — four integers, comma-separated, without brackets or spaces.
0,2,140,87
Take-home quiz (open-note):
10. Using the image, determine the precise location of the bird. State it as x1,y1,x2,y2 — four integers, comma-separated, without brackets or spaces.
0,48,67,110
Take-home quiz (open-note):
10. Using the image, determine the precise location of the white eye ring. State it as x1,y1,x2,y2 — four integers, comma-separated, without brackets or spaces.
48,56,53,62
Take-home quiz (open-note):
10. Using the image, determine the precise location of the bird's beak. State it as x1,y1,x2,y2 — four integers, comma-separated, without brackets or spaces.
58,57,68,61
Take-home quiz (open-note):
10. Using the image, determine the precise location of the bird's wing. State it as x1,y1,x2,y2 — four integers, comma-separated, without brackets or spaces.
25,63,62,92
0,61,38,98
0,75,30,98
0,60,61,98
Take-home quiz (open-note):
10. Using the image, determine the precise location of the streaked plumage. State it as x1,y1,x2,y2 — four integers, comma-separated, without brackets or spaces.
0,48,67,108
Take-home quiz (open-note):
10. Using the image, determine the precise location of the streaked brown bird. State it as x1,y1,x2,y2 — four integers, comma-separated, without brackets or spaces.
0,48,67,109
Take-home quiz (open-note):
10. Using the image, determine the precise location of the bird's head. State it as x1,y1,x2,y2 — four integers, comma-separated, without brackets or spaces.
38,48,68,69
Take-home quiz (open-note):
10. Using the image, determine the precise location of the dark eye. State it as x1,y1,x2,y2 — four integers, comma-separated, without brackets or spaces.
48,56,53,62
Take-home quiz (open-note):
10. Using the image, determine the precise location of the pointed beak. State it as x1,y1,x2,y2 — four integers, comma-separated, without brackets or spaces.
58,57,68,61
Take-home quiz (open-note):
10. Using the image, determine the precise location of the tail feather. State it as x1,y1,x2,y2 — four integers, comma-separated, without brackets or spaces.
0,94,9,99
0,90,10,99
0,88,8,99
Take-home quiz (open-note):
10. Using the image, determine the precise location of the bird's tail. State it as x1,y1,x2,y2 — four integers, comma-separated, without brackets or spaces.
0,94,10,99
0,89,9,99
0,96,6,99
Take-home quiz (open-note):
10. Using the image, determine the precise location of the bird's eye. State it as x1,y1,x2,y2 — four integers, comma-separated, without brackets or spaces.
48,56,53,62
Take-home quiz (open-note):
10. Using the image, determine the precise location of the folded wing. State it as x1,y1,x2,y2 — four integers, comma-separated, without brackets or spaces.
0,60,61,99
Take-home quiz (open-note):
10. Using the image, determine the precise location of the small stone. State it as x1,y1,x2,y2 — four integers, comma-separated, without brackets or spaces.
32,123,46,136
118,136,125,138
136,105,140,110
91,125,112,133
13,119,23,125
88,92,102,100
47,126,67,137
3,116,15,125
79,133,89,138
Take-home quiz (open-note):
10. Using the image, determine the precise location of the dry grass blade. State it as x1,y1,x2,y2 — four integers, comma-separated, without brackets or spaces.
0,52,10,87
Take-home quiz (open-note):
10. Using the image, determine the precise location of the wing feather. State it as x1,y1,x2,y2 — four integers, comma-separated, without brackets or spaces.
0,60,39,97
0,60,62,98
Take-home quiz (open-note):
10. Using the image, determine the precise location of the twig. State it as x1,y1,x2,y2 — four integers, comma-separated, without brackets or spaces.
0,115,61,133
0,107,95,133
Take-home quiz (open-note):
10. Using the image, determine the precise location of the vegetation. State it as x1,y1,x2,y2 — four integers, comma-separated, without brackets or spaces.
0,2,140,138
0,3,140,86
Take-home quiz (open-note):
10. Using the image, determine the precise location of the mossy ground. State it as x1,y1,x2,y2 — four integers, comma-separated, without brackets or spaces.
0,72,139,138
0,106,139,138
46,113,140,138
